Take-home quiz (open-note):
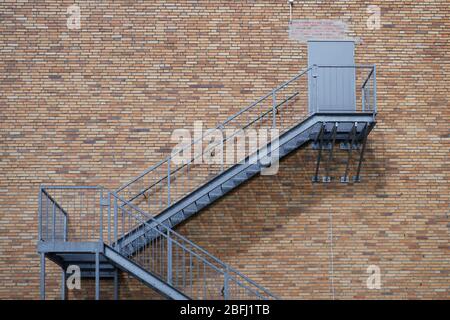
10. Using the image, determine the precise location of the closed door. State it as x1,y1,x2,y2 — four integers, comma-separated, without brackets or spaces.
308,40,356,113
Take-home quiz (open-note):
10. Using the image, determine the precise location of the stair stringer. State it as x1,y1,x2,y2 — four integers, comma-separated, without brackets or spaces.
103,245,189,300
117,113,375,254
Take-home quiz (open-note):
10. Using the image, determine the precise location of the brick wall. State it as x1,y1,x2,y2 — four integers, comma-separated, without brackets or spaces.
0,0,448,299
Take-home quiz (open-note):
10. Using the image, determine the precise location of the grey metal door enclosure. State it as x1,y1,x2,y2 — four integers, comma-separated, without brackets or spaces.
308,40,356,113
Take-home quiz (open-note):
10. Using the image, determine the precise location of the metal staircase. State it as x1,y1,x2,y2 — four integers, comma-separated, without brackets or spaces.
37,64,376,300
114,65,377,254
38,187,277,300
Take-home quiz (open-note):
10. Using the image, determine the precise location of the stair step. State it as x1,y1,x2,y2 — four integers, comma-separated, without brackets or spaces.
232,172,248,184
209,187,223,200
169,211,185,225
195,195,211,209
222,181,236,192
182,203,198,217
245,163,261,177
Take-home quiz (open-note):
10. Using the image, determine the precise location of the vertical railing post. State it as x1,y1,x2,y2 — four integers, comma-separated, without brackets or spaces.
107,192,111,245
224,267,229,300
64,214,67,242
61,268,66,300
52,202,56,242
40,253,45,300
38,187,42,241
114,268,119,300
95,251,100,300
373,65,377,117
362,85,366,112
272,91,276,129
114,196,118,247
167,158,171,207
99,188,103,243
313,64,319,113
219,125,224,172
167,230,172,285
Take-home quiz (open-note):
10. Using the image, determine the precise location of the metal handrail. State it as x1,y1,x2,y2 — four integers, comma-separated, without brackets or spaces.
110,191,278,299
116,65,376,212
116,66,312,193
38,185,277,299
124,90,300,203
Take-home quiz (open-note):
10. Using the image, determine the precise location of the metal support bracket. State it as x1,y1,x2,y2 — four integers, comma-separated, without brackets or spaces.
341,122,357,183
323,122,338,183
312,123,325,183
352,122,369,182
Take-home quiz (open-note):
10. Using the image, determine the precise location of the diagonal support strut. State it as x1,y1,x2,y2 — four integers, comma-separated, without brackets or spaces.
341,122,357,183
352,122,370,182
323,122,338,183
312,122,325,183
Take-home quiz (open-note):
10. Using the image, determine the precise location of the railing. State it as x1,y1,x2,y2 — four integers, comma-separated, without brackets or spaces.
116,65,376,218
38,186,107,242
112,192,277,300
38,186,277,300
310,65,376,114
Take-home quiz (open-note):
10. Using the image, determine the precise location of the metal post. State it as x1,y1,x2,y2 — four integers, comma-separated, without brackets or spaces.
312,123,325,182
353,123,369,182
95,251,100,300
223,267,229,300
99,189,103,243
114,197,118,246
323,123,337,183
114,268,119,300
52,202,56,241
167,231,172,285
64,214,67,242
219,125,224,172
38,187,42,241
362,86,366,112
341,122,357,183
373,65,377,116
40,253,45,300
167,158,171,206
313,64,319,113
272,91,276,129
107,192,111,244
61,268,66,300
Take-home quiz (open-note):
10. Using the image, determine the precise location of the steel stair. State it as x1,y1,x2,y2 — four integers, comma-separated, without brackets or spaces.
37,187,277,300
37,65,376,300
115,65,377,255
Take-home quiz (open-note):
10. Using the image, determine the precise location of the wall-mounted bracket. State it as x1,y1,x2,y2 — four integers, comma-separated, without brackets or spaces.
352,122,369,182
340,122,357,183
312,123,325,183
323,122,338,183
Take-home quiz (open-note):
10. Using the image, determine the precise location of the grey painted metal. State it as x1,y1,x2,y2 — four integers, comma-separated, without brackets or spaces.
341,122,358,183
117,113,376,251
323,123,338,183
373,65,377,116
272,92,276,128
167,231,172,285
38,241,104,253
40,253,45,300
61,268,66,300
111,192,278,299
353,122,369,182
103,245,188,300
312,123,325,182
308,41,356,113
114,268,119,300
38,187,42,241
37,64,376,300
95,251,100,300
